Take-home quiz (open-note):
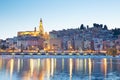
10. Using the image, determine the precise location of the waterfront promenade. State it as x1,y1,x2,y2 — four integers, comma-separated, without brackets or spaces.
0,50,107,56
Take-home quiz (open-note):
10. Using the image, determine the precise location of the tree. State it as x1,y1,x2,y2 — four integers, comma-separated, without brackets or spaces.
112,28,120,36
87,25,89,29
0,45,7,50
80,24,85,30
107,48,117,57
100,24,103,28
103,25,108,30
93,23,98,28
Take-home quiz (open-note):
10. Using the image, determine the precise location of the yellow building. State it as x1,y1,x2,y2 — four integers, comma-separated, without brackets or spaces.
18,18,45,37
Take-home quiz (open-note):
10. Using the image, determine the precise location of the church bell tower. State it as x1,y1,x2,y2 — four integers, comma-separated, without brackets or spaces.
39,18,44,36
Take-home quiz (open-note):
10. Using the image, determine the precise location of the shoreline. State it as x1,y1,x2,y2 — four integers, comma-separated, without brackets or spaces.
0,55,117,59
0,51,119,57
0,52,119,58
0,51,106,55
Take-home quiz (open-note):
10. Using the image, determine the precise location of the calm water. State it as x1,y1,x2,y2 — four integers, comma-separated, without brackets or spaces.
0,55,120,80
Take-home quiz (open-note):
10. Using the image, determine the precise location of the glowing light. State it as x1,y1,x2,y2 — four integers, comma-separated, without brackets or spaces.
37,59,40,71
62,58,64,70
69,58,73,80
30,59,34,76
10,59,14,80
39,70,44,80
51,58,54,76
88,58,92,75
75,59,79,71
101,58,107,77
46,59,50,79
0,57,2,69
17,59,20,73
84,59,87,73
88,58,92,80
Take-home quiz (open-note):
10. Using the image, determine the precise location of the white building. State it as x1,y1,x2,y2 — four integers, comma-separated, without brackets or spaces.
93,38,103,51
115,39,120,50
84,40,91,50
74,40,83,50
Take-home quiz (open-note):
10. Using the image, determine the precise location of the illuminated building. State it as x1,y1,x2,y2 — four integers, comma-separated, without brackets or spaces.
16,19,49,51
17,36,44,50
43,38,62,51
18,18,45,37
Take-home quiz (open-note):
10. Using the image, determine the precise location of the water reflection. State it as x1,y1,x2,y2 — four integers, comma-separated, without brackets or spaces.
84,59,87,74
0,56,120,80
88,58,92,80
75,58,79,72
17,59,20,73
110,58,112,72
51,58,54,76
0,57,2,69
79,59,83,72
62,58,64,71
101,58,107,78
10,59,14,80
30,59,33,76
69,58,73,80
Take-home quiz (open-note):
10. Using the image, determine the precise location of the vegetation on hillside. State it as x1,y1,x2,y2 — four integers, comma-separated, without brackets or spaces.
106,48,118,57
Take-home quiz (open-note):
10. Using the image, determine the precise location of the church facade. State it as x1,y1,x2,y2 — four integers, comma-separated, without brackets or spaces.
16,19,49,51
17,18,44,37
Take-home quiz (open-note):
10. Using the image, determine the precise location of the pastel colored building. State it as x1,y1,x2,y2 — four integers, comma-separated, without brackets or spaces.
115,39,120,50
17,36,44,50
49,38,62,51
103,40,115,50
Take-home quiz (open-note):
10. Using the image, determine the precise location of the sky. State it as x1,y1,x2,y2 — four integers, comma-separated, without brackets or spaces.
0,0,120,39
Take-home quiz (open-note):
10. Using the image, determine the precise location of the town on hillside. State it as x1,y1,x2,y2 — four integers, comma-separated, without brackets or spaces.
0,19,120,55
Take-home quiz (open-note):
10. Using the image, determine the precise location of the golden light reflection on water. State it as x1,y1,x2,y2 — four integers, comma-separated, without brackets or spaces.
79,59,83,71
88,58,92,80
84,59,87,73
69,58,73,80
51,58,54,76
62,58,64,70
17,59,20,73
46,59,50,80
1,57,119,80
88,58,92,75
39,70,45,80
0,57,2,69
10,59,14,80
21,58,50,80
22,59,43,80
37,59,40,71
30,59,34,76
101,58,107,78
75,59,79,72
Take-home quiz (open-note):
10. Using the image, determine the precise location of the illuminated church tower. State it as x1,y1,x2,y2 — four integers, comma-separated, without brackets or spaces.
39,18,44,36
18,18,47,38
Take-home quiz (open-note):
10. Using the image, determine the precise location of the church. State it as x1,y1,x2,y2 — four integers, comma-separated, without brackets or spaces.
17,18,44,37
17,18,49,51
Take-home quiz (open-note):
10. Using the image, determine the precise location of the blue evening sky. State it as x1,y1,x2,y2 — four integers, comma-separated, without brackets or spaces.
0,0,120,39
